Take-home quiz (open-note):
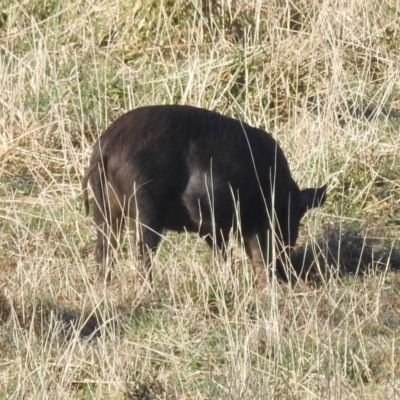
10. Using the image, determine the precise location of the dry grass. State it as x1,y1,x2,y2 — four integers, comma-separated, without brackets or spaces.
1,0,400,398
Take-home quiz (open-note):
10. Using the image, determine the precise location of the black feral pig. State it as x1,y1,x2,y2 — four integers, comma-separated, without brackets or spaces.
82,105,327,288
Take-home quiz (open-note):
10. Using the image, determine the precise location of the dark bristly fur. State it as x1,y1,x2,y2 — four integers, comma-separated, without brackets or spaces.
82,105,327,287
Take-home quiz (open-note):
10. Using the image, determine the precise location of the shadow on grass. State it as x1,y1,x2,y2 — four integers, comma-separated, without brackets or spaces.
0,292,146,340
291,224,400,281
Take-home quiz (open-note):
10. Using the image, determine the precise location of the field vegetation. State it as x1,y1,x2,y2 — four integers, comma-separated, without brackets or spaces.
1,0,400,398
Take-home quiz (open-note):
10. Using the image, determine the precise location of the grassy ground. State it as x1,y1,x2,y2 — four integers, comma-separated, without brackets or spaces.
1,0,400,398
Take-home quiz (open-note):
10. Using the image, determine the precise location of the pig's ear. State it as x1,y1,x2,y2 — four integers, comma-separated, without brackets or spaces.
299,184,327,214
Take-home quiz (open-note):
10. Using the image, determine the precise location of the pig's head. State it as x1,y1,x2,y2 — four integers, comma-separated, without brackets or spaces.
278,184,327,250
